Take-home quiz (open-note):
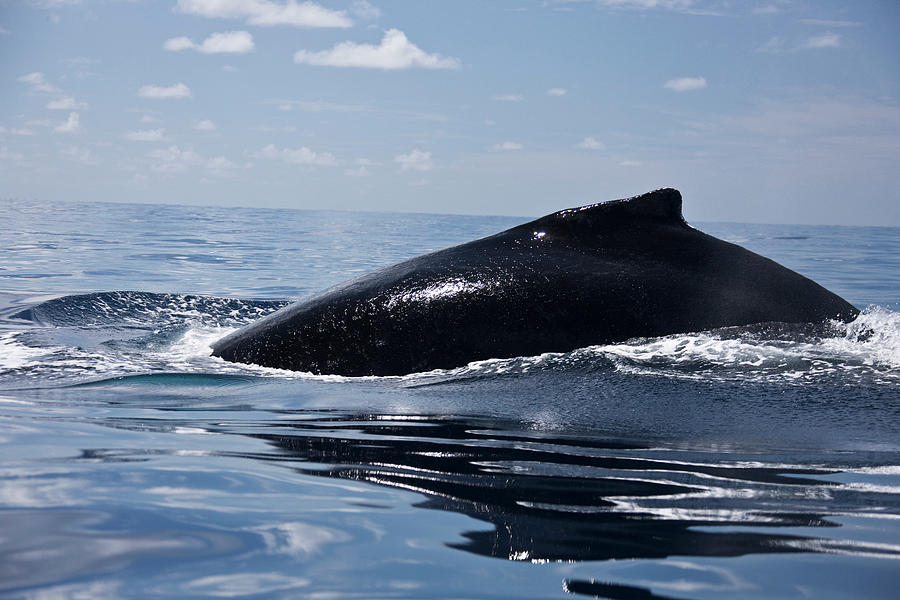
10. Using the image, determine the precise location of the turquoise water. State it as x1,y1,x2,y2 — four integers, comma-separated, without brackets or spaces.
0,199,898,599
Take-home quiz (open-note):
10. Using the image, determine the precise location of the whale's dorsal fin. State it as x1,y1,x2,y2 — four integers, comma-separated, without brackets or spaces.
553,188,685,226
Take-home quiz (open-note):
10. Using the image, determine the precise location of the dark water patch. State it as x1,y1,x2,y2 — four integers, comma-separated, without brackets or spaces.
156,237,222,245
84,269,139,277
188,413,887,566
125,252,243,265
69,372,264,389
564,579,689,600
5,243,60,251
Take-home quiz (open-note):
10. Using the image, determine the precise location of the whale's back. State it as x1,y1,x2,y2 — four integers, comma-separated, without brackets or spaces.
212,189,858,375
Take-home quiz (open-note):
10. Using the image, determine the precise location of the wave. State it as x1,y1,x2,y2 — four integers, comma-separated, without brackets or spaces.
1,291,898,388
10,290,286,328
408,307,900,387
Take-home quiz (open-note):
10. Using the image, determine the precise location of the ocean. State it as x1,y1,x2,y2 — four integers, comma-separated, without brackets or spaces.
0,198,898,599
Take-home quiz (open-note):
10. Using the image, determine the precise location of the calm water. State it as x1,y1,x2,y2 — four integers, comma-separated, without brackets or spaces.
0,199,898,600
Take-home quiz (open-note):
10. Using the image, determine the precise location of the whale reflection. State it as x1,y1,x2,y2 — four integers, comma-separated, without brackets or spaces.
244,414,841,565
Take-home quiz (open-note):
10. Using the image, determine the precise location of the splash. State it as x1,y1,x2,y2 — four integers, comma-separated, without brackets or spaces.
410,307,900,386
829,306,900,369
2,291,898,387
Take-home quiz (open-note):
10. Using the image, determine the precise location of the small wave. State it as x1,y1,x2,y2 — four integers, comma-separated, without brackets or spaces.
0,331,67,372
3,290,898,388
71,372,262,388
590,308,899,384
407,307,900,386
12,291,286,328
830,306,900,369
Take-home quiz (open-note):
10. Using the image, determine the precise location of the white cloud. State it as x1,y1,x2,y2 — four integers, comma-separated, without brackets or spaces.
206,155,238,171
345,165,371,177
259,144,337,166
30,0,81,8
802,32,842,49
394,149,432,171
751,4,781,15
347,157,380,175
584,0,726,14
46,96,87,110
53,112,81,134
140,115,159,123
494,141,523,151
17,71,59,93
294,29,460,70
592,0,704,13
199,30,254,53
194,119,217,130
492,93,523,102
271,99,369,112
0,147,24,161
800,19,861,27
62,56,100,65
124,128,168,142
664,76,707,91
757,36,784,53
138,83,192,99
148,145,199,172
619,159,643,167
253,125,295,133
148,145,236,173
60,144,101,165
163,36,194,51
578,136,606,150
175,0,352,28
350,1,380,20
164,31,254,54
0,24,10,35
720,96,900,139
18,72,45,85
546,88,567,96
267,99,447,121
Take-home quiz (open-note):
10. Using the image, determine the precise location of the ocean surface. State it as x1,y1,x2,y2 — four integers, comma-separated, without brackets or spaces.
0,198,898,600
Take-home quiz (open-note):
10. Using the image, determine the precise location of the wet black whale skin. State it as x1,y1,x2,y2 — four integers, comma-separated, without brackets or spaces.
212,189,859,376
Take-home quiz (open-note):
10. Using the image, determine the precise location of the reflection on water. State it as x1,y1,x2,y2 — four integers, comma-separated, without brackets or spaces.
2,400,899,598
564,579,689,600
232,414,889,566
0,509,245,591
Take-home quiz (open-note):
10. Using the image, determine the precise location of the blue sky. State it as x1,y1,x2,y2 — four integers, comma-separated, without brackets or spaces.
2,0,899,225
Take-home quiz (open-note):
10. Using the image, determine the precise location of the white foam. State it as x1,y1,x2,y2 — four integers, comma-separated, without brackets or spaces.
402,307,900,385
5,302,899,386
829,306,900,369
847,465,900,475
160,325,238,369
158,325,375,382
0,332,64,371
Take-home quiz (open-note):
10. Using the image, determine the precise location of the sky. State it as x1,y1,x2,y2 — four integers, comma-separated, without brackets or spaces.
1,0,899,225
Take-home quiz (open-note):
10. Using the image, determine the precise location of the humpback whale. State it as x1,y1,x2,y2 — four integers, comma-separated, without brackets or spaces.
212,189,858,376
